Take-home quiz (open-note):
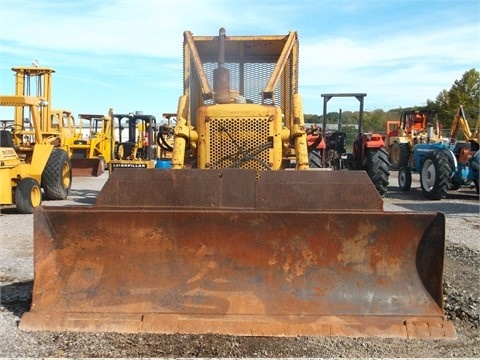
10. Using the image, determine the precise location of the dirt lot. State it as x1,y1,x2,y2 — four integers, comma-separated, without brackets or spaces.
0,171,478,358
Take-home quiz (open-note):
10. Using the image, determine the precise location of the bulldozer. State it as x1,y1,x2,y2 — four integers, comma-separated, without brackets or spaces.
66,110,114,176
19,28,456,339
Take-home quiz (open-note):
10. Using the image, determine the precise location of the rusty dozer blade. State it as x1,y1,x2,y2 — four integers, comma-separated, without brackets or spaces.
70,158,105,177
20,169,456,339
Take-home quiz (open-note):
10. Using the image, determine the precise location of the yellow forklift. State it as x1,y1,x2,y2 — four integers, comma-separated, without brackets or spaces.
108,111,158,171
0,65,72,213
0,97,71,213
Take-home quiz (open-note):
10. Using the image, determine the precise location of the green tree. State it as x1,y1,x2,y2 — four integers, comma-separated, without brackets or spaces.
427,69,479,127
304,114,321,123
363,109,386,132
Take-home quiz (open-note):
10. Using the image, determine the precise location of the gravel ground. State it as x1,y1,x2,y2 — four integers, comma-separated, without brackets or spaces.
0,171,478,358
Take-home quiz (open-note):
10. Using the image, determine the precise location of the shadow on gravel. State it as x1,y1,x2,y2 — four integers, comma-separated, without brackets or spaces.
0,207,20,214
395,201,480,215
444,191,480,201
386,187,425,201
69,188,100,205
0,281,32,318
386,185,479,214
0,188,100,214
387,186,479,201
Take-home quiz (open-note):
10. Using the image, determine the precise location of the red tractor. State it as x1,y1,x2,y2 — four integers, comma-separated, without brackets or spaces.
319,93,390,196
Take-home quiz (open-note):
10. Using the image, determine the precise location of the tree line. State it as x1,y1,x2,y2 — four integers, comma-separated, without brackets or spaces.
305,68,479,133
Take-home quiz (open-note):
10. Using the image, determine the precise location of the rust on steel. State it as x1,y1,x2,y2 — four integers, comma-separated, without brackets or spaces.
95,168,384,210
20,169,456,339
70,158,104,177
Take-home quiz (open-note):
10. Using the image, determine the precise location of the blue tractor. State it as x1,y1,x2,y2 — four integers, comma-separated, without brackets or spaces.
398,110,479,200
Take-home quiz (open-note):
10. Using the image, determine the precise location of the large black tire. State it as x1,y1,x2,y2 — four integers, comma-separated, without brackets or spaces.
420,151,452,200
42,149,72,200
308,149,322,168
390,142,410,170
398,166,412,191
365,148,390,196
15,178,42,214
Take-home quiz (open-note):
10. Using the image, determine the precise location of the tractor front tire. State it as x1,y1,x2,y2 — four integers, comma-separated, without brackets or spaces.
365,148,390,196
420,151,452,200
390,142,410,170
398,166,412,191
15,178,42,214
42,149,72,200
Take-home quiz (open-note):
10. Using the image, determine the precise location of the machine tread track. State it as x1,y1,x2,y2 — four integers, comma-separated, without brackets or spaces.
41,149,72,200
365,148,390,196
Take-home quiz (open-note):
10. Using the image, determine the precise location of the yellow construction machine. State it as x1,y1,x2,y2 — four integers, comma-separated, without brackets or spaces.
50,108,77,143
66,110,114,176
384,109,444,170
450,105,479,146
11,66,76,145
0,95,71,213
10,65,107,177
448,105,479,193
107,111,158,171
20,29,455,339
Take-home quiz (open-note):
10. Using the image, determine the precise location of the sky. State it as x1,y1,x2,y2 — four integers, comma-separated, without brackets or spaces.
0,0,478,122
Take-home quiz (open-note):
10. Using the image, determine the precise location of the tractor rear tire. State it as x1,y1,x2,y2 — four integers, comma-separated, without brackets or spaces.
390,142,410,170
308,149,322,168
365,148,390,196
398,166,412,191
15,178,42,214
420,151,452,200
42,149,72,200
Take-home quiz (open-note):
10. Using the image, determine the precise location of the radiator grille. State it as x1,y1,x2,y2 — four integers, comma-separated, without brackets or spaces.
207,117,272,170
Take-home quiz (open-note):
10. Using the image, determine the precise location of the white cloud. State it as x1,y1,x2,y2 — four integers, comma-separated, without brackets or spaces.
0,0,288,58
298,20,477,111
0,0,478,116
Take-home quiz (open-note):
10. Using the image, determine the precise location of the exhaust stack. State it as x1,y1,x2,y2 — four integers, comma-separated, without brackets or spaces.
213,28,231,104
